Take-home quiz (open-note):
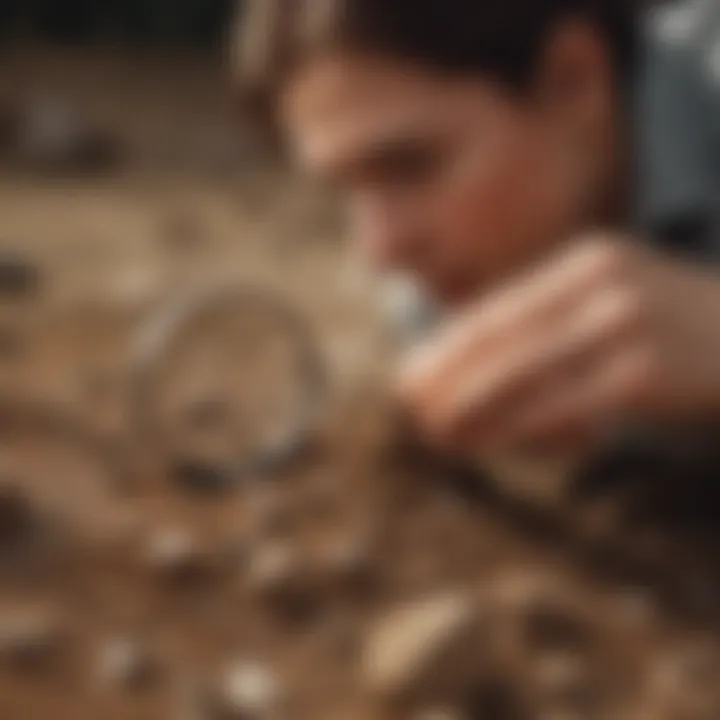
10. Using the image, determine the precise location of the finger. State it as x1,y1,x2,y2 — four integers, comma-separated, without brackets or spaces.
429,285,645,444
400,238,628,409
498,343,656,453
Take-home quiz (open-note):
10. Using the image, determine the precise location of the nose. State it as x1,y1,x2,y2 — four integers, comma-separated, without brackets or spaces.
350,192,424,273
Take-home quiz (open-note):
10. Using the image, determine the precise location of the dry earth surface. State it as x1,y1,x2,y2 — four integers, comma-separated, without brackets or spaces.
0,47,718,720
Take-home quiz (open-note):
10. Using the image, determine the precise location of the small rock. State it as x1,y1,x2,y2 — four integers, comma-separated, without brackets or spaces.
17,96,120,174
246,542,317,622
492,571,591,652
363,592,487,706
318,535,376,595
0,606,63,670
215,661,282,719
98,637,156,689
0,480,34,543
0,253,41,298
247,542,297,593
171,458,233,496
145,528,209,583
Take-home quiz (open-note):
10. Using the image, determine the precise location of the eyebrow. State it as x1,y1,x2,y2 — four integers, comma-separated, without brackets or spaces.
324,131,438,185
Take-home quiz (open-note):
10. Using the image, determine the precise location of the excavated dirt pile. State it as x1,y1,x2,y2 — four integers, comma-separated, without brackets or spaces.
0,275,720,720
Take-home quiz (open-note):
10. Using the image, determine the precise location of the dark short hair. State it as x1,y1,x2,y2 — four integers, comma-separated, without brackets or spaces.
234,0,638,133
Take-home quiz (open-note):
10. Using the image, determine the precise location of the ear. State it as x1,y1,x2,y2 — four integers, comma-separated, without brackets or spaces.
532,17,615,134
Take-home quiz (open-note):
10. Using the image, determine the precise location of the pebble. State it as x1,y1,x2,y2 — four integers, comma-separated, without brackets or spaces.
215,661,282,719
0,480,34,543
247,542,298,594
246,542,316,622
319,535,375,591
98,637,155,689
145,527,209,582
363,592,486,706
17,96,119,174
0,606,63,670
171,457,234,495
492,571,591,652
0,252,41,298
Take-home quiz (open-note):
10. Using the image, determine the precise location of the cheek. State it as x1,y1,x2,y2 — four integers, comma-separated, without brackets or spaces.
437,135,572,283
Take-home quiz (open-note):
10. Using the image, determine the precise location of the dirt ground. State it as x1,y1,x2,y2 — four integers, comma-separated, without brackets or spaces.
0,48,720,720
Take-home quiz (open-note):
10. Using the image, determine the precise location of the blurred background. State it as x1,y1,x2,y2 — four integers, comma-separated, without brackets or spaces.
0,0,234,46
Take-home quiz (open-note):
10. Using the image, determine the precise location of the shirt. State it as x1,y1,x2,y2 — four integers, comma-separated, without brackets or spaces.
637,2,720,258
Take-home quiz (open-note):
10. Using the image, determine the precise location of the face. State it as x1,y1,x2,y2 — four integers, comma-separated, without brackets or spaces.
281,21,618,308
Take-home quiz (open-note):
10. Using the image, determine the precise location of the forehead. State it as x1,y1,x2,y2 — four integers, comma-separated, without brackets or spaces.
280,53,510,172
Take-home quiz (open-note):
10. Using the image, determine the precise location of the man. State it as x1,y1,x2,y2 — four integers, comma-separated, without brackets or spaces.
236,0,720,460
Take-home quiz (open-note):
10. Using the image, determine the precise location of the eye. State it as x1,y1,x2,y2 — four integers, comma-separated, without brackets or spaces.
368,140,444,186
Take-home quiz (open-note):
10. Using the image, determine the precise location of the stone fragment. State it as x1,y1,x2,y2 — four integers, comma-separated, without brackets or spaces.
145,527,210,583
0,606,64,670
215,661,282,719
363,592,487,706
98,637,156,689
246,542,317,622
171,457,233,495
0,480,34,543
319,535,375,591
16,96,120,174
0,252,41,298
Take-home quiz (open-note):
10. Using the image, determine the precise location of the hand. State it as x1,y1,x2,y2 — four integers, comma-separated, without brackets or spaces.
398,234,720,456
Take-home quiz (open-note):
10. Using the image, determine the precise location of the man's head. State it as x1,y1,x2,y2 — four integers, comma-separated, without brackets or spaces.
236,0,637,307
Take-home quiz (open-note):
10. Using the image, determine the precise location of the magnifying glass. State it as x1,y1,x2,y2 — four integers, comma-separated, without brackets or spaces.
127,285,327,493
